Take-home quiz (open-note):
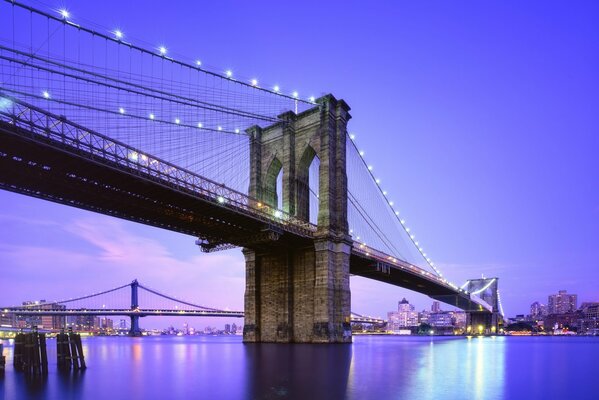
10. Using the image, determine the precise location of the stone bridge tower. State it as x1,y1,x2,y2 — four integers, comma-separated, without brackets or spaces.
243,94,352,343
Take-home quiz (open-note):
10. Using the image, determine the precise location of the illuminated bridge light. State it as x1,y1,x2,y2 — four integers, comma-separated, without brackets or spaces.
273,85,280,92
59,9,70,19
114,30,123,39
42,91,50,99
274,210,283,218
216,196,225,204
158,46,167,55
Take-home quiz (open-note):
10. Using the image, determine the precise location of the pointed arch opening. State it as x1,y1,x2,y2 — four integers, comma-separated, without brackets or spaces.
297,145,319,224
264,157,282,208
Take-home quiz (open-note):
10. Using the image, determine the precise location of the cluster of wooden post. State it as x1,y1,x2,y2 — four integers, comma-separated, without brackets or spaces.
12,331,48,375
57,330,86,370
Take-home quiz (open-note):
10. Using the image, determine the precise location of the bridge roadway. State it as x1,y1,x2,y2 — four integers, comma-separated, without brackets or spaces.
2,309,385,325
0,97,491,314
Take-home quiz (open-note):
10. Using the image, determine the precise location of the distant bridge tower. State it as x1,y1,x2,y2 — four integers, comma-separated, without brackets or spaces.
464,277,503,334
243,94,352,343
129,279,142,336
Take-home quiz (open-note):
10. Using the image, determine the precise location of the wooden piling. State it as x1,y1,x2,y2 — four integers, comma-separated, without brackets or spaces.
73,333,86,370
39,334,48,374
13,333,23,371
0,342,5,373
68,331,79,370
57,331,71,370
11,331,48,375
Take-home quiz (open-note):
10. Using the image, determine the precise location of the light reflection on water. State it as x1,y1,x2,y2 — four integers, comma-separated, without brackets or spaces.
0,335,597,399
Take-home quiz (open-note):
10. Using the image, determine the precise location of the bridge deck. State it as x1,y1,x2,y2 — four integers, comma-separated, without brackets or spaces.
0,103,314,250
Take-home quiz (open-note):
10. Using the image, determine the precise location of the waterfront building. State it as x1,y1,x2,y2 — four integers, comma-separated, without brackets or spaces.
579,302,599,334
429,312,454,327
548,290,577,314
387,298,419,330
19,300,65,330
544,312,581,332
0,311,14,327
530,301,547,320
431,301,441,313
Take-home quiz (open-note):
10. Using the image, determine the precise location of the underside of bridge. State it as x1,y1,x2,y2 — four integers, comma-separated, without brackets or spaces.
0,120,312,251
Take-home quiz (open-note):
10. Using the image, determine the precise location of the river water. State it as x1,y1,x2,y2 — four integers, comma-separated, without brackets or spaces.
0,335,596,399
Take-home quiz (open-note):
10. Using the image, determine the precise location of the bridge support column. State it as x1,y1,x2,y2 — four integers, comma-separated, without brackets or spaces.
243,94,352,343
129,315,142,337
243,239,351,343
129,279,142,336
466,312,500,335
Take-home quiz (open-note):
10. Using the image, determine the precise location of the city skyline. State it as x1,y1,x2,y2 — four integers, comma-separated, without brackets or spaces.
0,0,598,328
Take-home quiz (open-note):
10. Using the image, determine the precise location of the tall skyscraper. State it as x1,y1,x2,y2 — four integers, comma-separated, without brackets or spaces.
548,290,577,314
530,301,547,319
431,301,441,313
547,290,578,314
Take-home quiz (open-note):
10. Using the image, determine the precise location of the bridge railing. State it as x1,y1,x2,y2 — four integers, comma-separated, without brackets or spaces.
352,242,493,312
0,95,317,238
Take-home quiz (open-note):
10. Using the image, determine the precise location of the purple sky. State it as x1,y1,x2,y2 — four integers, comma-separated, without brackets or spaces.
1,0,598,329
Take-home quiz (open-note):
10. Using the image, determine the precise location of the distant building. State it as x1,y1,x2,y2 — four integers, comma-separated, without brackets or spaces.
429,312,454,327
579,302,599,334
544,312,581,332
99,317,113,330
453,311,467,329
548,290,577,314
530,301,547,320
225,324,231,333
20,300,65,330
431,301,441,313
387,298,418,330
231,323,238,334
0,311,14,326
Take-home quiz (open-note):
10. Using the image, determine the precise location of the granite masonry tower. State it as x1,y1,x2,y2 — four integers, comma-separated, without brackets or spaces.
243,94,352,343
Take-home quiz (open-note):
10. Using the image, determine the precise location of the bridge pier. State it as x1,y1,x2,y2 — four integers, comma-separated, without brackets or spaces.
129,315,142,337
466,312,500,335
243,238,351,343
243,95,352,343
129,279,142,336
